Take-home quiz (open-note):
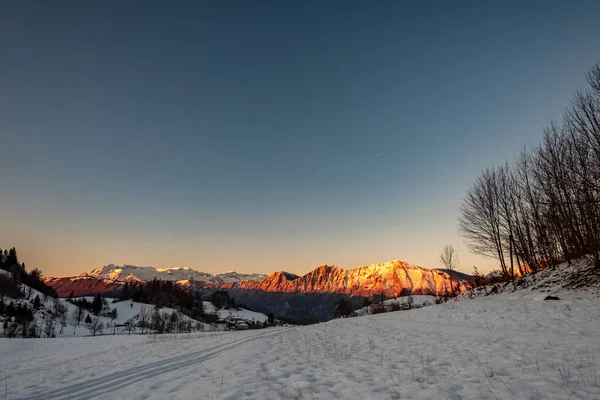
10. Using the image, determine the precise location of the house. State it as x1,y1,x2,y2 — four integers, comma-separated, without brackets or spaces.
234,321,248,330
222,316,251,330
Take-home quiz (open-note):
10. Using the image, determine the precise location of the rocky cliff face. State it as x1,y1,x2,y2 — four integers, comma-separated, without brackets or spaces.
224,260,467,297
44,265,267,297
43,276,126,297
45,260,467,299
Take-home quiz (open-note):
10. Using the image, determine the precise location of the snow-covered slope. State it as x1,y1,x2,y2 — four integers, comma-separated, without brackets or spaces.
351,295,436,316
2,291,212,338
3,288,600,399
1,269,213,338
202,302,269,323
461,256,600,300
87,264,267,284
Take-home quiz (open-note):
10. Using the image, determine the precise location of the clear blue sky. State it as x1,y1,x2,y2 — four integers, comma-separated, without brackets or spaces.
1,1,599,277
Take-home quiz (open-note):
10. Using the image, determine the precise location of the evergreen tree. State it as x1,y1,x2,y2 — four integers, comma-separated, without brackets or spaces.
211,290,232,309
334,298,354,318
119,282,130,301
85,314,92,324
6,248,18,267
91,294,103,315
33,295,42,310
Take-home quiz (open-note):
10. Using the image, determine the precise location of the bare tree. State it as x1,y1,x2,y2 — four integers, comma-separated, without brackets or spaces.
88,317,104,337
439,244,460,295
43,317,56,338
59,312,67,335
125,318,136,335
139,305,151,334
587,62,600,94
70,307,81,335
459,168,508,275
53,298,68,319
459,61,600,274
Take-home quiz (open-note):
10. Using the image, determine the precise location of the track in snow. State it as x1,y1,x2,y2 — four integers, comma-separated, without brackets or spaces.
15,328,291,400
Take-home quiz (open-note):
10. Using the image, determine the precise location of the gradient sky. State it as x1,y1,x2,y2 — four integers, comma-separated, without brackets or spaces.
1,1,599,277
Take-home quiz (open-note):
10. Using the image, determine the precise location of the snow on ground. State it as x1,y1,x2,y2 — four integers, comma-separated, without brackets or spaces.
459,256,600,301
2,290,600,399
352,295,436,316
88,264,267,283
202,301,269,323
2,290,212,338
60,298,214,337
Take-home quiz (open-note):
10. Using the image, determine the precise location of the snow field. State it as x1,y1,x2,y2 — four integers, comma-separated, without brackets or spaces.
352,295,436,316
2,292,214,338
202,301,269,323
2,292,600,399
63,299,211,336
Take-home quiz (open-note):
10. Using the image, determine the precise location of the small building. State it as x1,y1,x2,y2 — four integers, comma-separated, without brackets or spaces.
234,321,248,330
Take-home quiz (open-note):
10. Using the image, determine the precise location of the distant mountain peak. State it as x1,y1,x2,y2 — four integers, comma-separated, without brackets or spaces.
86,264,267,284
226,259,468,297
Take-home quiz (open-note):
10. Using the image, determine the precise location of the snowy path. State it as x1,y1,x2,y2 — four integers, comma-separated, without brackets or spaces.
2,295,600,399
15,328,292,400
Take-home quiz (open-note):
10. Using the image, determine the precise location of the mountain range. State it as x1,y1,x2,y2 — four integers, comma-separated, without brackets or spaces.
88,264,267,284
44,260,467,298
222,260,467,297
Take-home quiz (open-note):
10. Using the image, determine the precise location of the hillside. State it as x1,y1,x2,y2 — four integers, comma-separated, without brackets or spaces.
1,269,216,338
461,256,600,300
4,263,599,399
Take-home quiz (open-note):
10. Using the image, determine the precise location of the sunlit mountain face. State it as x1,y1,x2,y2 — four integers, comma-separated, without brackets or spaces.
44,260,468,299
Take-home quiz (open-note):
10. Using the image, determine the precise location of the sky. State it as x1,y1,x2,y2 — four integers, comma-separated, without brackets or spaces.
1,1,599,277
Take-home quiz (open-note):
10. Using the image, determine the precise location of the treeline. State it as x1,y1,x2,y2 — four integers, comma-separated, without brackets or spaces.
459,62,600,276
0,301,35,337
0,247,58,299
0,247,69,338
133,305,199,334
122,278,205,321
70,294,116,317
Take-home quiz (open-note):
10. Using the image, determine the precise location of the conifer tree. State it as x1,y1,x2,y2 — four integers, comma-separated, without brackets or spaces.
91,294,103,315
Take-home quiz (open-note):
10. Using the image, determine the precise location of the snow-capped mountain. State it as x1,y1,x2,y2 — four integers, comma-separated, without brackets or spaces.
225,260,468,297
86,264,267,284
44,260,468,302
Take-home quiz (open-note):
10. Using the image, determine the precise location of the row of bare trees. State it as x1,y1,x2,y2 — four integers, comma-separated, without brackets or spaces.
136,305,197,334
459,62,600,277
